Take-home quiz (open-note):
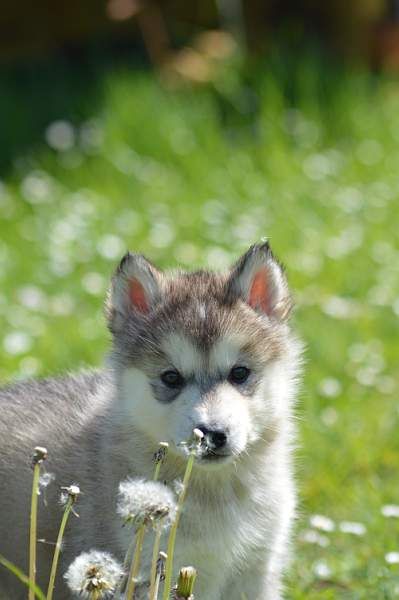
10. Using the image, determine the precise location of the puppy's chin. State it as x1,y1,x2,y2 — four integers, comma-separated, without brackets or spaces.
196,453,234,470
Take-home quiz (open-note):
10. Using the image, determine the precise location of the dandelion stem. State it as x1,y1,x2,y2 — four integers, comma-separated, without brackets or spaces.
29,463,40,600
152,551,166,600
162,451,196,600
29,448,47,600
153,568,162,600
114,536,134,599
153,460,162,482
125,523,146,600
46,497,73,600
149,443,168,598
149,528,162,600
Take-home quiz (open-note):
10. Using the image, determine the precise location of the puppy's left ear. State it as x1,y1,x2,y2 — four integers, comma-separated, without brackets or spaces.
225,242,292,321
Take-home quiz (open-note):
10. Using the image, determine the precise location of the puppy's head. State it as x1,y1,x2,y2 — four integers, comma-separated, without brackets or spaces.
106,243,300,468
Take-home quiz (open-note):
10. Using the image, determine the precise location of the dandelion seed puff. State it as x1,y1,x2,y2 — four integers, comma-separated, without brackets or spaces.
179,428,207,458
38,472,55,495
117,478,177,529
173,479,185,497
64,550,123,598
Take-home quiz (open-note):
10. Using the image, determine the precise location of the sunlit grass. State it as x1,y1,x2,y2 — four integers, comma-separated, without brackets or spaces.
0,50,399,598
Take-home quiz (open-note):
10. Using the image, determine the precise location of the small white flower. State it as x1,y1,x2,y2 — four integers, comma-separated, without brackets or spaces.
313,560,332,579
309,514,335,532
3,331,32,355
64,550,123,598
381,505,399,518
82,272,106,296
97,235,124,261
320,407,338,427
117,478,177,529
318,378,342,398
339,521,366,536
299,529,330,547
45,120,75,152
322,296,360,319
17,285,47,311
385,552,399,565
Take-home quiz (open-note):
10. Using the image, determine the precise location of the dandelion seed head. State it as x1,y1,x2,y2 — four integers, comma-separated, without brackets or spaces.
192,428,204,441
64,550,123,598
117,478,177,529
153,442,169,464
32,446,47,466
156,551,168,576
60,484,81,506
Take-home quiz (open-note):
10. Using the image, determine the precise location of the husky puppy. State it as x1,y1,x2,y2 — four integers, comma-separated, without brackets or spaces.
0,243,302,600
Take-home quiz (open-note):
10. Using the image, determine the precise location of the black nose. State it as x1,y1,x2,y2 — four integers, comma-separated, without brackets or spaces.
196,425,227,449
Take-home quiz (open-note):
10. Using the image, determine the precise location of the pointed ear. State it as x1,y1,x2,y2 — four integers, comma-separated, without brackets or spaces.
226,243,292,321
105,252,163,332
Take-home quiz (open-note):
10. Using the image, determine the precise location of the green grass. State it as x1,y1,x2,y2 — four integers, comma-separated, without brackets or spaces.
1,48,399,598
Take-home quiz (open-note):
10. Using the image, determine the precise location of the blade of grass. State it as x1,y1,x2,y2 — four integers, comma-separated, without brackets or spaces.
0,555,46,600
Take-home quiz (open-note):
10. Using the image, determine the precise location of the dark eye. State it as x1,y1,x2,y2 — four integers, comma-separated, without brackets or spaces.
161,370,184,389
229,366,251,384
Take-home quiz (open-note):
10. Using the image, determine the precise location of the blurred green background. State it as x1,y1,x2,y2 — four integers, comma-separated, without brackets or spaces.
1,2,399,598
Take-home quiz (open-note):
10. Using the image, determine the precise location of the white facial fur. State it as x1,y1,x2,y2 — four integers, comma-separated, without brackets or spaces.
117,332,296,467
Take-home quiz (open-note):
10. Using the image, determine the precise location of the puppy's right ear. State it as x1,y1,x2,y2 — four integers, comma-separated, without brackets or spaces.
225,242,292,321
105,252,163,333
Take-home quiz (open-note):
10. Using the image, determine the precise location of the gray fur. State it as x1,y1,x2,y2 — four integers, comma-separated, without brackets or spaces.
0,243,302,599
